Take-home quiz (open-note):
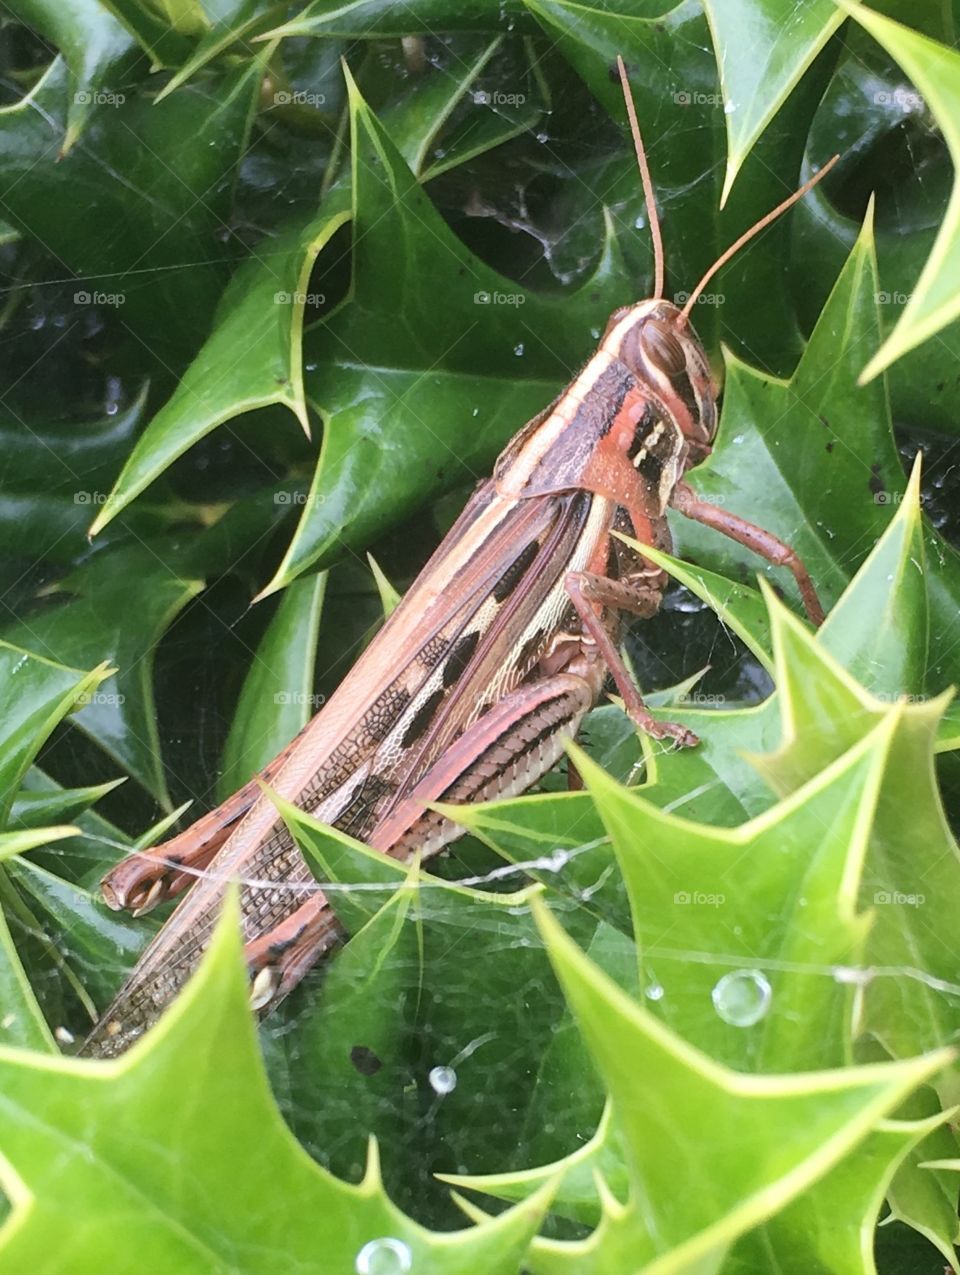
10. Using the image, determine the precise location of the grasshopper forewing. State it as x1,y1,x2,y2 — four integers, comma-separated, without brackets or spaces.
83,59,836,1057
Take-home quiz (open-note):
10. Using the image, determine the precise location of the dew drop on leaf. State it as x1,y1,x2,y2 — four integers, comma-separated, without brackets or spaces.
644,982,665,1002
514,343,525,357
428,1065,457,1094
711,969,772,1027
833,965,869,987
355,1237,413,1275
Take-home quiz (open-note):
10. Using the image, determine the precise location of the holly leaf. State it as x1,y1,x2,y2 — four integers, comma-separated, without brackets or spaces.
0,642,114,823
521,897,951,1272
3,545,204,809
218,572,327,799
840,3,960,379
753,586,960,1087
701,0,843,202
0,55,265,365
0,892,552,1273
87,36,540,540
274,797,610,1201
4,0,135,153
258,69,632,594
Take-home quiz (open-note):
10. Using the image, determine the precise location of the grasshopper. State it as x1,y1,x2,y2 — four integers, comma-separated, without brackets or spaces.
83,60,832,1057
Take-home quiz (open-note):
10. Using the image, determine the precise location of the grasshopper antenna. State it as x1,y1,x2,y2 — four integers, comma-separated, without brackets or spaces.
616,54,664,301
679,154,840,322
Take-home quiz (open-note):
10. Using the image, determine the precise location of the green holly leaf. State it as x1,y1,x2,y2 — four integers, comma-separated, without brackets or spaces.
725,1112,957,1274
274,796,610,1202
840,3,960,379
258,68,632,594
521,896,951,1272
0,828,80,1055
218,572,327,799
672,201,899,615
0,892,552,1273
571,723,886,1072
3,0,135,153
86,195,352,537
754,588,960,1085
86,36,542,541
0,642,114,823
266,0,529,39
701,0,843,203
3,546,204,809
0,55,265,364
9,778,125,836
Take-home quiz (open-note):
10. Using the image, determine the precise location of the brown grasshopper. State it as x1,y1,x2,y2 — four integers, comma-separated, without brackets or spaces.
83,60,833,1057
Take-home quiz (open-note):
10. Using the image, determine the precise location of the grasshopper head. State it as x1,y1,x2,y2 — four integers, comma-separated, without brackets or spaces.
602,299,717,462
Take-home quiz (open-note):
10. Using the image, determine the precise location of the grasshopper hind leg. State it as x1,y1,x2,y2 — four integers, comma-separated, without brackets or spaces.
243,672,600,1011
100,731,308,916
100,789,256,917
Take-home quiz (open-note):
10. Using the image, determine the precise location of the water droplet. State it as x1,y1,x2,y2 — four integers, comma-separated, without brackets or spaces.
724,101,737,115
428,1065,457,1094
644,982,664,1002
634,213,646,230
711,969,771,1027
355,1238,412,1275
513,343,525,357
105,374,123,417
590,326,601,340
833,965,869,987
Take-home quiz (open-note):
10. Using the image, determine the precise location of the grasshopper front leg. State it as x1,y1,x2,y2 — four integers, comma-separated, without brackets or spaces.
670,481,825,625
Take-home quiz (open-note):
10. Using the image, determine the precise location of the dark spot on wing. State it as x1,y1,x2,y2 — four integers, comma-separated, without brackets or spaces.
493,540,541,603
442,630,481,687
401,687,445,748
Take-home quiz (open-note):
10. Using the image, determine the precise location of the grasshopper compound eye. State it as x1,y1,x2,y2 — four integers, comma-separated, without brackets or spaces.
638,319,687,378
